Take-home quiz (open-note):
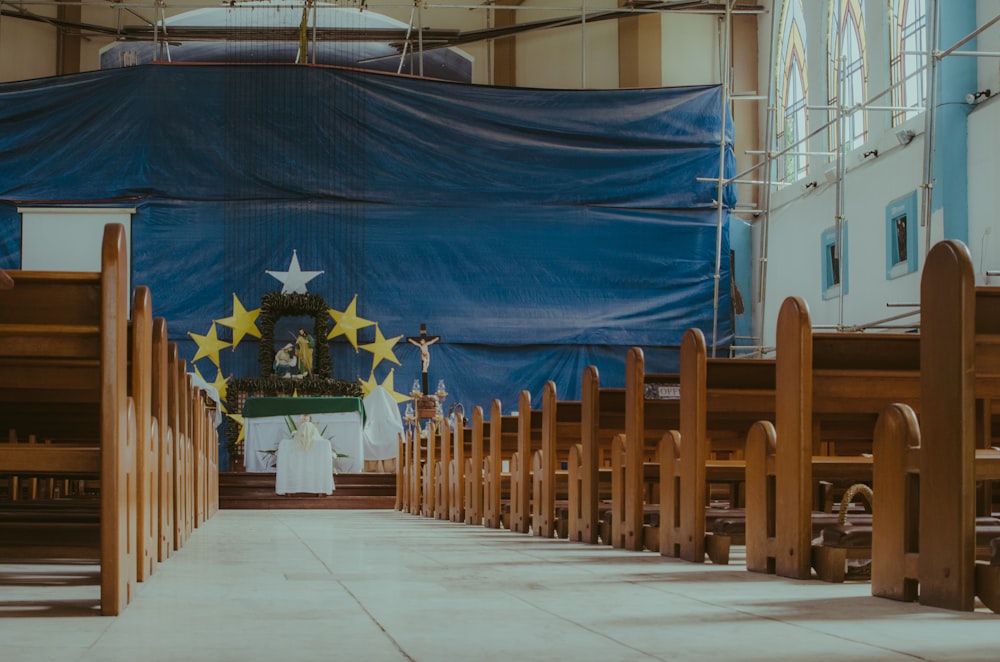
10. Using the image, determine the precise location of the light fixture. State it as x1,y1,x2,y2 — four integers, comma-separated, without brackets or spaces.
966,89,992,105
896,129,916,146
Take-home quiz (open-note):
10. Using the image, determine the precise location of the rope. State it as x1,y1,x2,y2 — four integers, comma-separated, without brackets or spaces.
837,483,873,525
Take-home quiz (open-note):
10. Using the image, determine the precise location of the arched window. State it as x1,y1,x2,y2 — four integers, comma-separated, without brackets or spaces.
890,0,927,125
828,0,867,152
774,0,809,182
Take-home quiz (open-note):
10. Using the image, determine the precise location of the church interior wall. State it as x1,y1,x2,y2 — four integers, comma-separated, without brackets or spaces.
4,0,1000,356
752,0,1000,350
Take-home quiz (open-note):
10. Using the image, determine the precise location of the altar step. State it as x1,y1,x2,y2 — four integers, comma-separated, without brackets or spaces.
219,472,396,510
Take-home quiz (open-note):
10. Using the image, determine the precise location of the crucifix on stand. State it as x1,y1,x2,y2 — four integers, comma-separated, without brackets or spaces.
407,323,440,396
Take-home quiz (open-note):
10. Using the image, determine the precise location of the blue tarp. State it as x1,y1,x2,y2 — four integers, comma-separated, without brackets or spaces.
0,64,735,423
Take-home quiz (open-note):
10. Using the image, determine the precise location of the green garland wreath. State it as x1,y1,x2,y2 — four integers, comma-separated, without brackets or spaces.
257,291,333,378
225,375,362,453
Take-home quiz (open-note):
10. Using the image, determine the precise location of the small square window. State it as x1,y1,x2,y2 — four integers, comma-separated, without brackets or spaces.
821,222,849,300
885,191,918,279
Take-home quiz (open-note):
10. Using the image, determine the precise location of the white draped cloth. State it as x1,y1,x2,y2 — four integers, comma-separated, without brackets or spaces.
363,386,404,461
275,418,335,495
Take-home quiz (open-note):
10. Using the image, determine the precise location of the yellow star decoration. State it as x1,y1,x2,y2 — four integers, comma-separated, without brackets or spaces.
360,324,402,370
379,368,412,404
211,369,230,407
359,371,379,397
188,322,231,368
215,293,261,349
228,413,246,445
193,364,228,413
327,294,375,349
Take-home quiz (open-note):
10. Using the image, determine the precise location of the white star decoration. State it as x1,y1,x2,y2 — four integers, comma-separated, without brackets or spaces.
265,250,323,294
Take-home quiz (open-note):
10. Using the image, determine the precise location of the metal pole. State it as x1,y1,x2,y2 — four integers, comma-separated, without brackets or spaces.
397,4,415,75
710,1,732,358
921,0,940,254
836,55,846,329
580,0,586,88
754,0,779,357
935,12,1000,59
418,1,424,77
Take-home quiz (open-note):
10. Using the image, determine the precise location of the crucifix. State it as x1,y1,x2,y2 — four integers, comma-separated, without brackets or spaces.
407,323,440,395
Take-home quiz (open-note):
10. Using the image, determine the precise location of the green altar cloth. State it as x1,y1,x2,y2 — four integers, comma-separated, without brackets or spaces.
242,396,365,423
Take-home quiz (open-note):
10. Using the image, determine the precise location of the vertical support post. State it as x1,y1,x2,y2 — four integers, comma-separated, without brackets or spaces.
711,1,733,357
678,329,708,562
774,296,813,579
918,240,976,610
623,348,644,550
579,366,600,544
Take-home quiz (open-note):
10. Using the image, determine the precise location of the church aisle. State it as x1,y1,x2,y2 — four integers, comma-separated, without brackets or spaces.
2,510,999,661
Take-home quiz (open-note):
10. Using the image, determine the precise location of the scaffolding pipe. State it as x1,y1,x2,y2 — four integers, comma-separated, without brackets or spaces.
709,0,733,358
921,0,940,252
396,4,415,74
753,0,778,355
580,0,586,88
835,55,847,330
935,12,1000,60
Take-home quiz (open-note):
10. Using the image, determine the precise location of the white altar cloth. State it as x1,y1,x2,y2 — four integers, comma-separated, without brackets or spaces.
275,436,335,495
245,412,363,473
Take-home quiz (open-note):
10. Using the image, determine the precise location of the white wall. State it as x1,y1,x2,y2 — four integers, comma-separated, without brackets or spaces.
659,13,720,86
762,131,925,344
516,19,619,89
968,95,1000,285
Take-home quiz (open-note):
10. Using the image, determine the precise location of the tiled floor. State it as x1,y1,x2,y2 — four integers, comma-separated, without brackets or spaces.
2,510,999,661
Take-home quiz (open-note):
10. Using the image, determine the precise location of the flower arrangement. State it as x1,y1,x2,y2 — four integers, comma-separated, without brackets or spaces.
257,414,348,470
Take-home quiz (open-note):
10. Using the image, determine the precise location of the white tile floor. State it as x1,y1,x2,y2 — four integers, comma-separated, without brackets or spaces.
2,510,999,661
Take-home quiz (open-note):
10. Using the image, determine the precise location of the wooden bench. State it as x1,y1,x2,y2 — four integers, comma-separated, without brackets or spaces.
658,329,775,564
744,296,921,581
151,318,175,562
564,368,625,545
531,382,584,539
483,400,519,529
0,223,136,616
613,348,681,552
129,286,158,582
872,239,1000,611
463,406,487,525
508,391,542,534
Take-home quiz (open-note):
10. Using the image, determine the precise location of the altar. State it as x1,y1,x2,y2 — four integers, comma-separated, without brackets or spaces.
243,396,365,473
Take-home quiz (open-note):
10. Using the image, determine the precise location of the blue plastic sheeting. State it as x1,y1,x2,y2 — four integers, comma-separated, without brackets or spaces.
0,64,735,415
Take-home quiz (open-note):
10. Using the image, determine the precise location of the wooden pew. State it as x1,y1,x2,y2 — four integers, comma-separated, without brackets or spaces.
448,412,466,523
152,319,175,562
128,286,158,582
872,239,1000,611
530,382,581,539
434,418,451,520
483,400,519,529
0,223,137,616
659,329,775,563
564,367,625,545
167,344,189,550
420,419,437,518
744,297,920,581
510,391,542,534
463,406,487,525
616,348,682,552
